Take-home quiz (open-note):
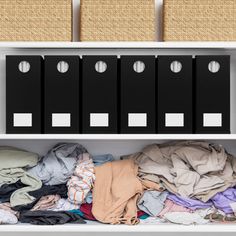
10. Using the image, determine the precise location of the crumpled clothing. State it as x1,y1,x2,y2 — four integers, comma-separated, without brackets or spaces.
76,203,149,221
67,153,95,205
163,208,213,225
168,193,213,210
85,154,115,204
28,143,88,185
205,212,236,223
92,159,163,225
13,184,68,212
139,216,165,224
0,209,18,224
19,210,86,225
0,203,19,217
92,154,114,166
211,188,236,214
0,180,26,203
50,198,79,211
29,184,68,199
31,195,61,211
158,199,192,217
0,146,42,207
131,141,236,202
137,191,168,216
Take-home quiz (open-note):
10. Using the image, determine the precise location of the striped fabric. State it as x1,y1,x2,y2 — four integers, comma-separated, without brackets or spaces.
67,153,95,205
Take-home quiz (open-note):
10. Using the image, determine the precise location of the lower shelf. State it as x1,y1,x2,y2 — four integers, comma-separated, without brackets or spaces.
0,222,236,232
1,134,236,140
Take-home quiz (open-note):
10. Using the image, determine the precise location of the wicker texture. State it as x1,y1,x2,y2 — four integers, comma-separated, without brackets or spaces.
80,0,155,41
0,0,72,41
163,0,236,41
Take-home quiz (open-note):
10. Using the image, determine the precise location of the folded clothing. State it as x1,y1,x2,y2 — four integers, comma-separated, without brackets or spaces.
19,211,86,225
28,143,88,185
0,209,18,224
167,193,213,210
0,146,42,207
138,191,168,216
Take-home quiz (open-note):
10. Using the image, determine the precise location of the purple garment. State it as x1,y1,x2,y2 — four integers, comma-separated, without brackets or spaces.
211,188,236,214
167,194,213,210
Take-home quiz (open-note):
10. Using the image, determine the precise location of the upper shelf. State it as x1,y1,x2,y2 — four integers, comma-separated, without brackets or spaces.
1,41,236,49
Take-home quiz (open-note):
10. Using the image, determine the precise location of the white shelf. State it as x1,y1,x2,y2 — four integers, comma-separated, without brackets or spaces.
0,134,235,140
1,223,236,232
1,41,236,49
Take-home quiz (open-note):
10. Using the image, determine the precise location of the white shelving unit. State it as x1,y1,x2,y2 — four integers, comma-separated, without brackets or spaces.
1,32,236,236
2,134,236,140
1,0,236,235
0,223,236,233
1,41,236,49
2,40,236,236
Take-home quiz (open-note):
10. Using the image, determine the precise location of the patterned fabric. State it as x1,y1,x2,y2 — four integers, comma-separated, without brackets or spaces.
67,153,95,205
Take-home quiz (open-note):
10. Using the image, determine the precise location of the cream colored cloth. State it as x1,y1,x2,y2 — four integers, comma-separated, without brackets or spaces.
129,141,236,202
0,146,42,207
92,159,163,225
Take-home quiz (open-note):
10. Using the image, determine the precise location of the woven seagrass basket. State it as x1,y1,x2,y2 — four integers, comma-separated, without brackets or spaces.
163,0,236,41
80,0,155,41
0,0,72,41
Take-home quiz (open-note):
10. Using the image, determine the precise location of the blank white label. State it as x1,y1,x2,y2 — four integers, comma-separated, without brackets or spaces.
203,113,222,127
165,113,184,127
128,113,147,127
90,113,109,127
52,113,71,127
14,113,32,127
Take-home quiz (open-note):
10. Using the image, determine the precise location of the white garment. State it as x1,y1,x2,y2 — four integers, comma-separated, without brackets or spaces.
139,217,165,224
163,208,212,225
67,153,95,205
0,209,18,224
50,198,79,211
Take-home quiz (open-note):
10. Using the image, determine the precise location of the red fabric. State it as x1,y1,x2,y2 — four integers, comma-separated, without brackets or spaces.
80,203,96,221
137,210,146,218
80,203,146,221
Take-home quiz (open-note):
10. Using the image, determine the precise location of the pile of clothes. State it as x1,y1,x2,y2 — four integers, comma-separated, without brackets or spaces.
1,141,236,225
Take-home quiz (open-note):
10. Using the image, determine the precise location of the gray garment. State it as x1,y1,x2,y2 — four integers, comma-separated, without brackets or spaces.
28,143,88,185
138,190,168,216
